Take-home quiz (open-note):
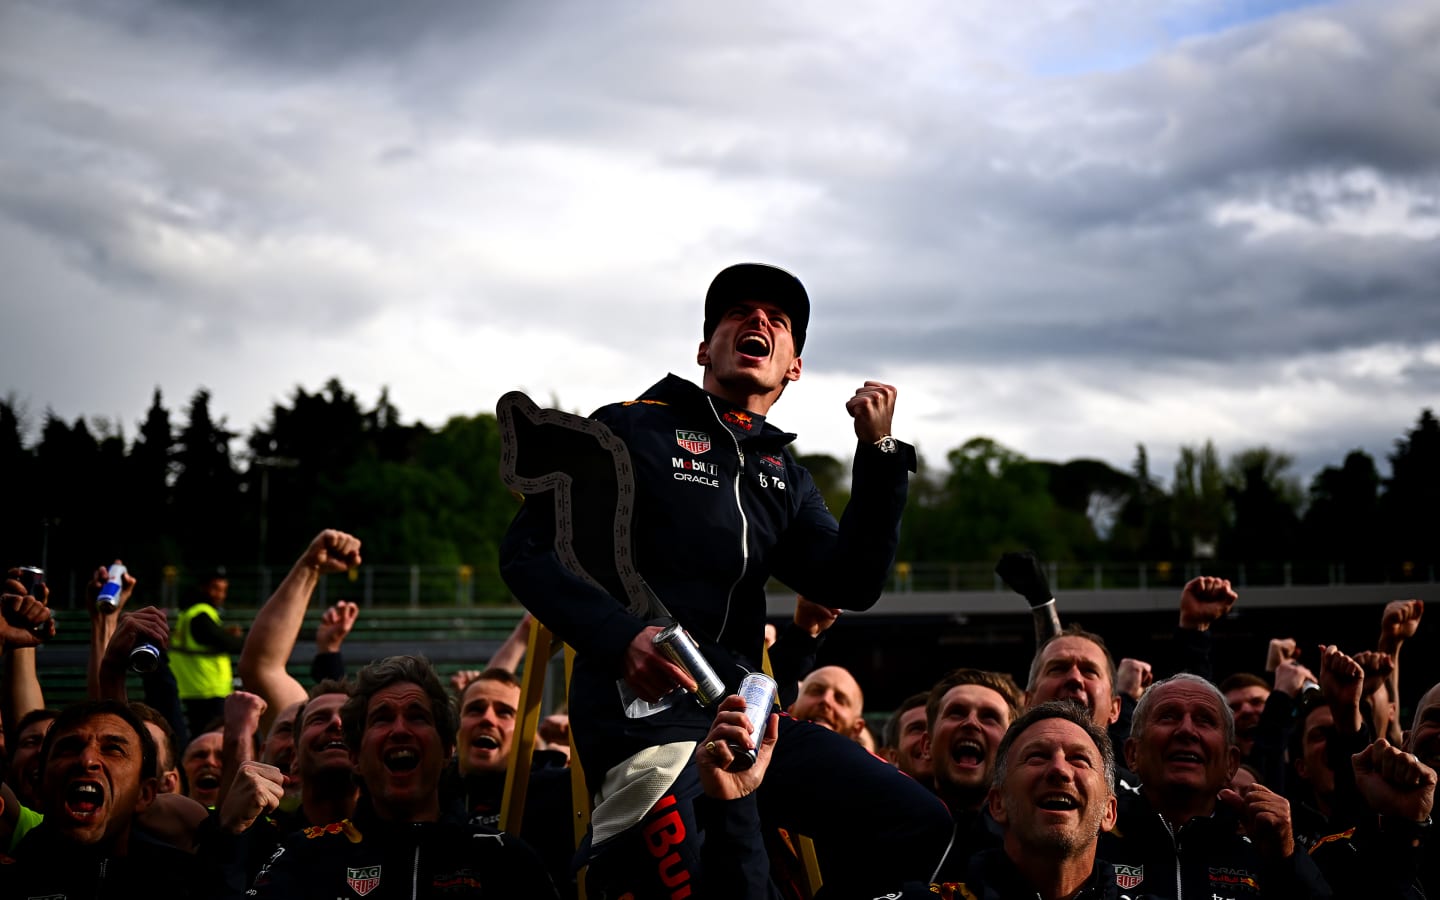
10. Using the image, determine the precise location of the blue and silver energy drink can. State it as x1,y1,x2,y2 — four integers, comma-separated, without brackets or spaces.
129,643,161,673
726,671,778,772
97,563,126,613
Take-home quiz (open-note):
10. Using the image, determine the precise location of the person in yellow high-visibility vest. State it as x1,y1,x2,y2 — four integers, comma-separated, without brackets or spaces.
171,570,243,738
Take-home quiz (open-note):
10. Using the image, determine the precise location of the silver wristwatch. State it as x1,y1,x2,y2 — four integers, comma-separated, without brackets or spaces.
873,435,898,454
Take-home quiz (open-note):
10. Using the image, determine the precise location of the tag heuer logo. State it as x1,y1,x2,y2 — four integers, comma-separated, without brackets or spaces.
347,865,382,896
1115,864,1144,890
676,430,711,455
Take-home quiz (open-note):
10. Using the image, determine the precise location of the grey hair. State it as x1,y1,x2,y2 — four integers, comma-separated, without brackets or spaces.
991,700,1116,794
1130,672,1236,748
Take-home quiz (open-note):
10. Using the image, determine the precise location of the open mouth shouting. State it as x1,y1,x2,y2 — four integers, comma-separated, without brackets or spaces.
194,768,222,794
63,779,105,819
736,331,771,361
383,746,421,774
950,738,986,769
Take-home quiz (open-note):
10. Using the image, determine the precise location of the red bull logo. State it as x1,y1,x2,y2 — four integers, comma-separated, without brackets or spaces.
723,410,754,431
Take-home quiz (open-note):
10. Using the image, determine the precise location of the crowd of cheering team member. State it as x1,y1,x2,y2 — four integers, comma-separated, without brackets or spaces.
501,262,952,895
244,655,556,898
4,263,1440,899
0,700,208,898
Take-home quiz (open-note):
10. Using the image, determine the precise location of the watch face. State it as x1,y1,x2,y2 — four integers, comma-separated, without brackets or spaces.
876,436,898,454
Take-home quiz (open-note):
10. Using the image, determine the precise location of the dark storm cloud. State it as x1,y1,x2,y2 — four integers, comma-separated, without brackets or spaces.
778,2,1440,375
1,0,1435,475
117,0,534,69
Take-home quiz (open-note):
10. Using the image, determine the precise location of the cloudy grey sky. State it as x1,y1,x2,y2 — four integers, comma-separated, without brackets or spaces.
2,0,1437,486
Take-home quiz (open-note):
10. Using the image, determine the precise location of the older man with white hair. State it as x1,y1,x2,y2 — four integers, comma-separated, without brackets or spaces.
1103,673,1331,898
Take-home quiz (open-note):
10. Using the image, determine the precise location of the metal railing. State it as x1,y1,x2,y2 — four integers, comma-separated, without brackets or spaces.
37,559,1437,610
889,560,1438,593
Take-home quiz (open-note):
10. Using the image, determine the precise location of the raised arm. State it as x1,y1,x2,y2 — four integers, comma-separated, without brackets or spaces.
1169,576,1237,680
1377,600,1422,746
85,561,137,699
768,596,840,709
2,569,56,735
996,551,1062,646
768,383,917,612
238,529,361,736
96,607,171,703
309,600,358,683
487,612,535,674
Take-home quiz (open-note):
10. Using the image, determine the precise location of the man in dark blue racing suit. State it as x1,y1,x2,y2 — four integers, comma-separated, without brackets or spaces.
501,263,951,898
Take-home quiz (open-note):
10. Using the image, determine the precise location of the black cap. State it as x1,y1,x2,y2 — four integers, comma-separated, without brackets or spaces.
703,263,810,355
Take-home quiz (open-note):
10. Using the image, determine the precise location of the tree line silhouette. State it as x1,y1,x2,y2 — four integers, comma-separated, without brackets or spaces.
1,379,1435,604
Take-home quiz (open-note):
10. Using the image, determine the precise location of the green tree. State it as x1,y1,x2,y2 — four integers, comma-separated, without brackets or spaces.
1109,445,1176,560
246,378,370,564
1303,450,1381,570
127,388,179,576
794,451,849,515
1221,447,1302,563
173,389,242,569
1172,441,1226,558
900,437,1087,563
35,413,105,577
1382,408,1440,568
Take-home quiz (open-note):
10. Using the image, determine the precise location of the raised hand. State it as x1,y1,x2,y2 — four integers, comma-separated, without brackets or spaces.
100,607,169,673
86,560,137,617
1116,658,1153,700
844,381,897,444
1,569,55,647
302,530,363,574
1379,600,1423,651
316,600,359,653
1179,576,1237,631
793,595,841,638
1352,650,1395,699
1318,644,1366,736
1265,638,1300,672
450,669,484,694
1218,783,1295,859
695,694,779,801
995,551,1053,608
1352,738,1436,823
219,760,289,834
1273,660,1318,698
228,689,268,732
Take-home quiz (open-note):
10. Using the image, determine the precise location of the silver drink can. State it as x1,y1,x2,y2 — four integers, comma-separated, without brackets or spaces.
653,623,725,707
726,671,778,772
129,643,161,673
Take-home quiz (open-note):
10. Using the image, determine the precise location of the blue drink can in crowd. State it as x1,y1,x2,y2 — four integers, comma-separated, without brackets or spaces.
97,563,126,613
130,643,161,673
725,671,778,772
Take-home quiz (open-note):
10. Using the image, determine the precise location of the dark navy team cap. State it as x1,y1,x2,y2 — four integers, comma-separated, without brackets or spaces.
703,263,810,355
